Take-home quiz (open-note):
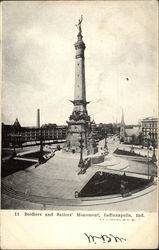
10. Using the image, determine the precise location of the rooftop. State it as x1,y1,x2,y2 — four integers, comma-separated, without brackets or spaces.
141,117,158,121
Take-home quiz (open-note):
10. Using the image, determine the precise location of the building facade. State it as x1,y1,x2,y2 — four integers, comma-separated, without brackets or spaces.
141,117,158,147
119,110,142,144
124,125,142,144
2,119,67,148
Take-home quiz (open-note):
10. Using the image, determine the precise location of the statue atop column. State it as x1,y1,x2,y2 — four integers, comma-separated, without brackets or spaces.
65,15,98,155
75,15,83,35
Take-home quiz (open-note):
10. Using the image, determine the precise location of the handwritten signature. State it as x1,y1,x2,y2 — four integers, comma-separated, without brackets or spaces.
84,233,126,244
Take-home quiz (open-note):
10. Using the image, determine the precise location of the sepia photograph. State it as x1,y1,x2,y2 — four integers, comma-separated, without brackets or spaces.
1,1,158,249
1,0,158,213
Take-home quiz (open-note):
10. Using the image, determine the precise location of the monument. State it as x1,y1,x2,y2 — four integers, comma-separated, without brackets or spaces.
65,16,98,155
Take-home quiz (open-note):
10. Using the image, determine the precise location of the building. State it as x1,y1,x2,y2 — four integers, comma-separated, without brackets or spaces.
119,110,142,144
2,119,24,148
141,117,158,147
65,17,98,154
2,119,67,148
124,125,142,144
41,124,67,142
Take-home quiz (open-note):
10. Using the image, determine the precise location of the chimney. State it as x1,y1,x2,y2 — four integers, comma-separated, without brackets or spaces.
37,109,40,128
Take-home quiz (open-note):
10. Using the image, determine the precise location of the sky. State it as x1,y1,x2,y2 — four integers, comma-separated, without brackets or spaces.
2,0,158,126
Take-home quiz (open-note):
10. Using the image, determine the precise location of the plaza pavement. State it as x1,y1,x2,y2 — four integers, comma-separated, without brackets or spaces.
1,138,158,211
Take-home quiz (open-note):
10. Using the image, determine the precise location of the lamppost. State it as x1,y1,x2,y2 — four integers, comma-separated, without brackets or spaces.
149,132,157,163
39,127,44,164
10,134,17,157
103,128,108,155
12,138,16,157
130,143,134,154
74,126,86,173
84,122,88,149
104,128,107,149
78,131,85,170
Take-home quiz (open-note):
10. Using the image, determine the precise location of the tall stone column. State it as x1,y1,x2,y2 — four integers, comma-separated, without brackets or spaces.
65,17,98,154
74,33,86,102
65,18,90,152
